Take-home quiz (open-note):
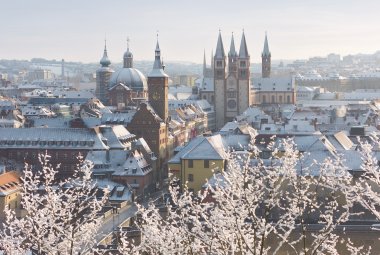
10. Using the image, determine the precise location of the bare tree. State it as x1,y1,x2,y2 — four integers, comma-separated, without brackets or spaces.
119,138,373,255
0,154,108,255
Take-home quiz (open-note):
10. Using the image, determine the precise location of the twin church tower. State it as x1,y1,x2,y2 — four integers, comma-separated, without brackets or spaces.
212,31,271,128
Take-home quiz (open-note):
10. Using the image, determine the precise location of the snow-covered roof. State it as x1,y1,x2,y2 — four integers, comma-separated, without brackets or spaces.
113,150,152,177
0,127,107,150
252,77,295,91
0,171,21,196
198,77,214,92
168,134,228,163
97,125,136,150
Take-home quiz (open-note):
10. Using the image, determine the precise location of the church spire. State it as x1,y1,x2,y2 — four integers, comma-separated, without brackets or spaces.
100,40,111,67
261,32,271,78
239,30,249,58
148,34,168,77
215,30,225,59
262,32,271,57
229,32,237,57
203,49,207,76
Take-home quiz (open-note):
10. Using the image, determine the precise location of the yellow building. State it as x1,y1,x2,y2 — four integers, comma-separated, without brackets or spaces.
168,134,227,192
0,171,23,220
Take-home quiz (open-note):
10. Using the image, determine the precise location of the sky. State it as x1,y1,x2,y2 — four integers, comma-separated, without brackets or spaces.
1,0,380,64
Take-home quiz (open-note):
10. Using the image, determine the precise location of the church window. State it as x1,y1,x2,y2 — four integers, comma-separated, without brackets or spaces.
216,61,223,67
227,91,237,98
240,70,246,78
240,61,246,67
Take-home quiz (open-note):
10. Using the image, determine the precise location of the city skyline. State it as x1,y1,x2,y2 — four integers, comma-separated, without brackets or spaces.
2,0,380,63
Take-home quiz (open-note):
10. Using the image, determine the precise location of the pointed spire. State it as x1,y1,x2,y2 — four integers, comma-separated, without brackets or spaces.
203,49,207,69
100,39,111,67
229,32,237,57
153,34,162,70
239,30,249,58
262,31,270,56
215,30,225,59
148,34,168,77
211,49,214,69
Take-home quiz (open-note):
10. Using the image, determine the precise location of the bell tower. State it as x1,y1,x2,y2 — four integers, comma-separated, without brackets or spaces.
148,37,169,122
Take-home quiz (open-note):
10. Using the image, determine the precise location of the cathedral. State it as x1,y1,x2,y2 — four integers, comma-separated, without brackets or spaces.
213,31,251,129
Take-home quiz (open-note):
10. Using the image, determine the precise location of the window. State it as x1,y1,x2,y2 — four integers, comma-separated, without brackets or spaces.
279,95,283,103
262,95,266,103
227,91,237,98
188,159,193,168
204,160,209,168
287,95,291,103
240,61,246,67
272,95,275,103
188,174,194,182
240,70,246,78
216,61,223,67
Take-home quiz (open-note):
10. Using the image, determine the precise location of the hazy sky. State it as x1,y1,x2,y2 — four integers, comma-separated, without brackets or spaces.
1,0,380,64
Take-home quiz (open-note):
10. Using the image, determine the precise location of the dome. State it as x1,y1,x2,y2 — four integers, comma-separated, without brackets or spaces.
124,50,133,58
110,68,147,91
100,54,111,67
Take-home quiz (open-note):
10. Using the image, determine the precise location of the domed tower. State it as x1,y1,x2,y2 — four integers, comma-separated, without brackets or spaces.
96,40,114,103
110,39,147,95
262,32,271,78
123,38,133,68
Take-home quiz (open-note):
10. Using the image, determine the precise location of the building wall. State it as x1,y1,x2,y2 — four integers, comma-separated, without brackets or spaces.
96,69,113,103
181,159,225,192
254,91,296,105
0,148,85,177
215,79,225,129
0,191,22,220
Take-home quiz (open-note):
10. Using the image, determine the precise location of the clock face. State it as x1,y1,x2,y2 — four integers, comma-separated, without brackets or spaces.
152,91,160,100
227,99,237,109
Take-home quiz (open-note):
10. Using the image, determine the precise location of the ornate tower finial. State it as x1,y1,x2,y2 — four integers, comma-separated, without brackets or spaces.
123,36,133,68
100,39,111,67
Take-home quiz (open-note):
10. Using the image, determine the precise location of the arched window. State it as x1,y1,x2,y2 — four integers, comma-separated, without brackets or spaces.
279,95,283,103
262,95,266,103
271,95,275,103
287,95,291,103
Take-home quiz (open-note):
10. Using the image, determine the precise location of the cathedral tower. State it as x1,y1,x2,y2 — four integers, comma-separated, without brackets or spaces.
95,41,114,103
213,31,252,129
148,38,169,122
262,32,271,78
214,31,227,129
237,31,251,114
